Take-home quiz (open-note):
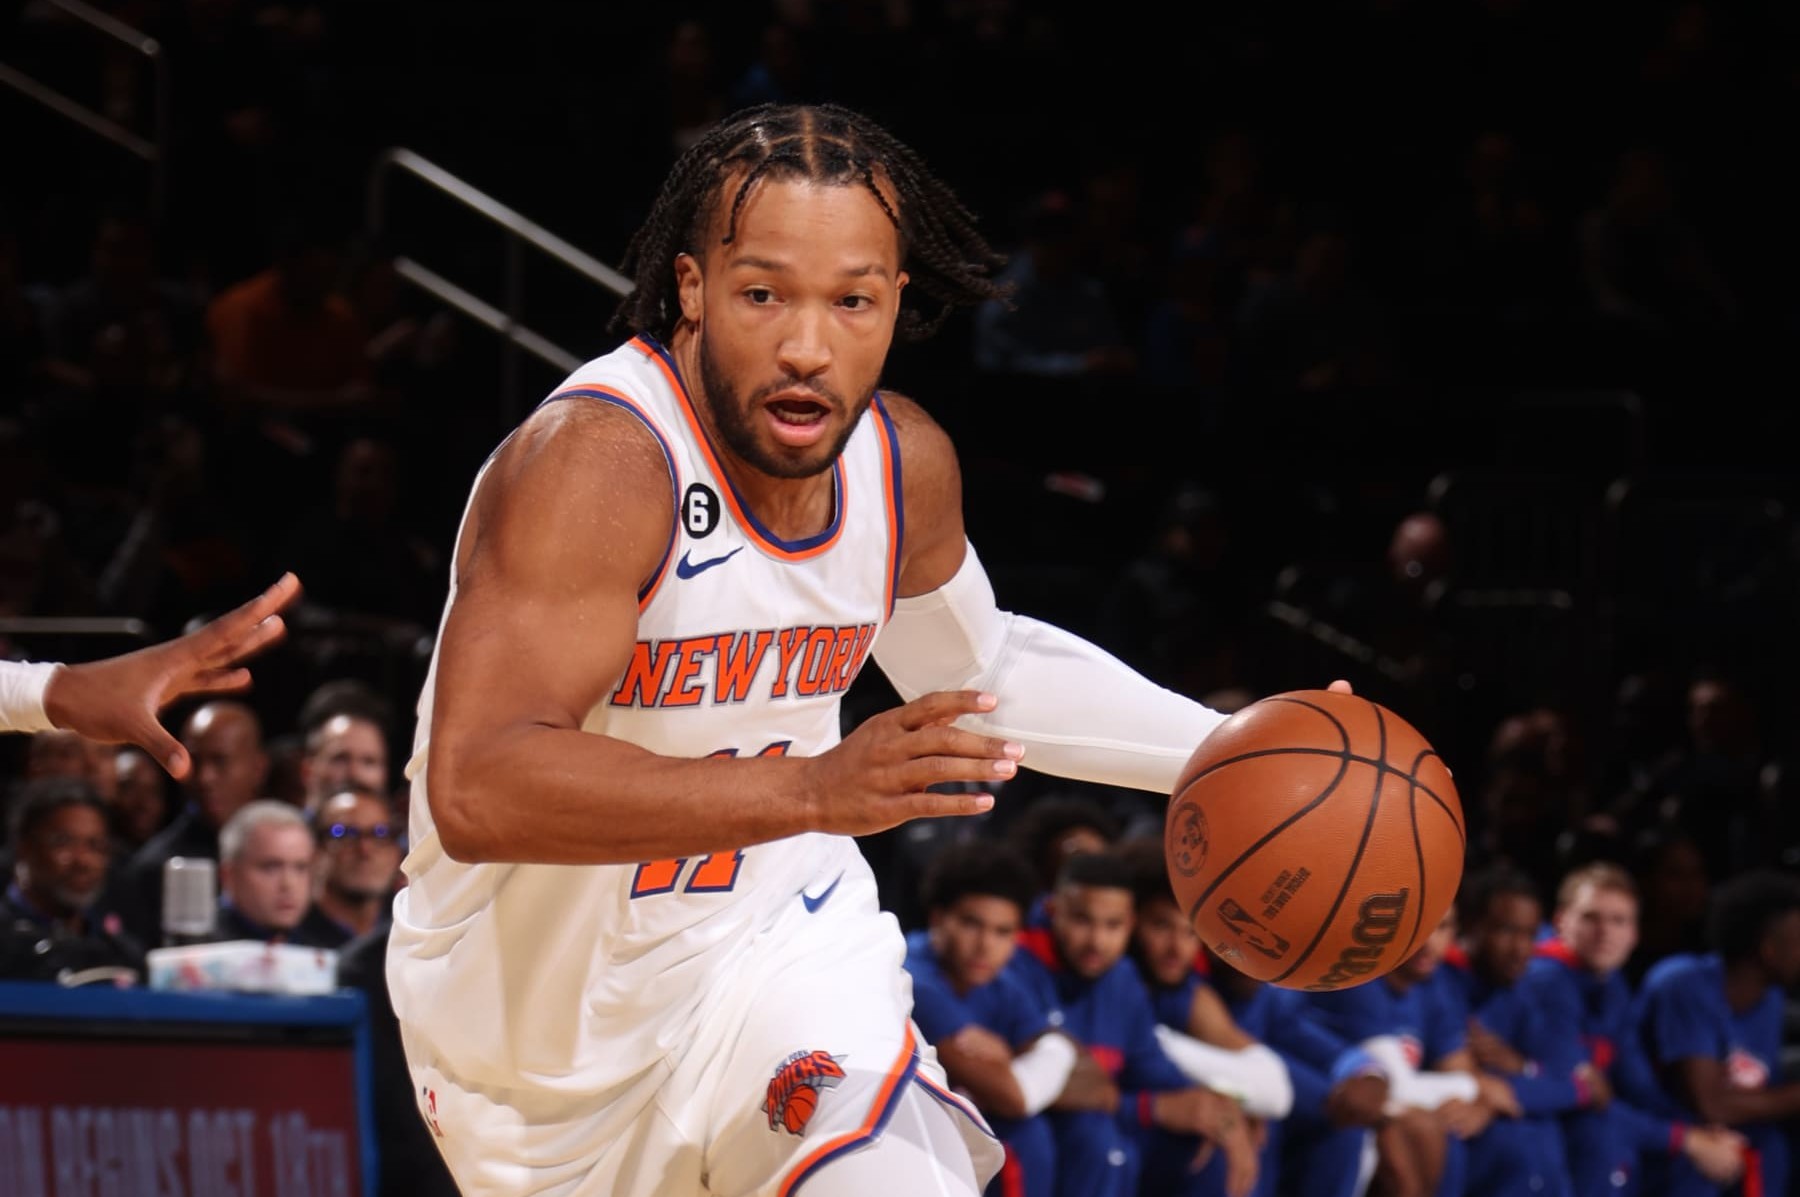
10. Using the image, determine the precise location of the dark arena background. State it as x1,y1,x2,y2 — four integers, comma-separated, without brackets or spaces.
2,2,1797,1195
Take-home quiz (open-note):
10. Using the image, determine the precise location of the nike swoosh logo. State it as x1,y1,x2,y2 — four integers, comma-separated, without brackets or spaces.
802,872,844,914
675,546,743,579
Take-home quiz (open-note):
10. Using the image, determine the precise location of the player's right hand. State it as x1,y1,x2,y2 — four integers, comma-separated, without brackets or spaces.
1683,1126,1747,1185
804,690,1021,836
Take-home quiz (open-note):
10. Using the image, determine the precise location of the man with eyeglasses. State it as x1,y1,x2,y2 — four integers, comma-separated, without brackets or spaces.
310,787,403,943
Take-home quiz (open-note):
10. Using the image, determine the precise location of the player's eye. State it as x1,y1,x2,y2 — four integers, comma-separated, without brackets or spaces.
839,294,873,311
745,287,776,305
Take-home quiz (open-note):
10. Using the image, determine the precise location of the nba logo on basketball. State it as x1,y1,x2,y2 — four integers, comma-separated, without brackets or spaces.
763,1049,846,1135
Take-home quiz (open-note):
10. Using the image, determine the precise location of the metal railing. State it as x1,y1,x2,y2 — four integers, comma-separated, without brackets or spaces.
366,147,634,425
0,0,169,215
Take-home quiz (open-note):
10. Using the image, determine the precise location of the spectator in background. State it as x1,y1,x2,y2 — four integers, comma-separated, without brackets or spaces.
1097,483,1243,699
24,728,116,802
345,246,456,397
902,841,1115,1197
1421,130,1561,369
1626,871,1800,1196
299,711,389,816
0,419,97,623
974,190,1134,378
1580,147,1735,333
1305,907,1521,1197
659,19,726,155
41,211,200,409
206,215,371,414
1009,851,1259,1197
124,700,269,941
215,799,339,948
1521,863,1748,1195
1441,870,1588,1197
1142,234,1232,402
1478,708,1589,897
1202,946,1391,1197
110,746,170,852
1623,673,1766,878
279,436,440,625
1005,794,1120,899
309,786,401,942
297,676,394,741
1235,222,1387,396
1,778,143,983
96,414,257,631
1628,829,1711,982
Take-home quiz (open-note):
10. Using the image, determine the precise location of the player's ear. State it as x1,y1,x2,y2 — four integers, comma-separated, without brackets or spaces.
675,253,705,325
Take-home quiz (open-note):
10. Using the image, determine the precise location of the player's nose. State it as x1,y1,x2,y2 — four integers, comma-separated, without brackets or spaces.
776,309,831,379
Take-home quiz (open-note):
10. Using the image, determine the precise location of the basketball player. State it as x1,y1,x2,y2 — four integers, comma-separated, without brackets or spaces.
904,841,1118,1197
387,103,1346,1197
1626,871,1800,1197
0,573,299,776
1521,864,1747,1195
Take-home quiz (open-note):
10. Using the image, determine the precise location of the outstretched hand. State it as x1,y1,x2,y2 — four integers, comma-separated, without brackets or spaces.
43,573,302,778
804,689,1019,836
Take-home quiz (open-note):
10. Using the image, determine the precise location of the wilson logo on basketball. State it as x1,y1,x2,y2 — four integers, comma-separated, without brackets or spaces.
763,1049,847,1136
1306,889,1410,990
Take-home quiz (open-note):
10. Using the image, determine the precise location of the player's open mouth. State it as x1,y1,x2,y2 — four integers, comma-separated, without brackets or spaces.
763,393,832,447
766,395,829,425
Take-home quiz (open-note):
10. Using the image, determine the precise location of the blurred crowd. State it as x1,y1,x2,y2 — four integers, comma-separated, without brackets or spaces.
3,1,1798,1195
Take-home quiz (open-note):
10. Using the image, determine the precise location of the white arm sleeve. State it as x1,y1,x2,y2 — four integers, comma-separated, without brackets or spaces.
0,661,59,734
1009,1032,1078,1117
873,543,1228,793
1153,1025,1294,1119
1361,1036,1478,1113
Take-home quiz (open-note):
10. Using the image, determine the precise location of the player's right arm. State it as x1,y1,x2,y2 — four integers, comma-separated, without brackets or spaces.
1669,1057,1800,1126
426,401,1010,864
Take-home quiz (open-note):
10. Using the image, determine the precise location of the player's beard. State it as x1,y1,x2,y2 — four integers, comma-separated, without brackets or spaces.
697,327,872,480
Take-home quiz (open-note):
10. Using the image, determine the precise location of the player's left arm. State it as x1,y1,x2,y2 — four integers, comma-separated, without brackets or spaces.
1188,983,1257,1050
872,394,1228,793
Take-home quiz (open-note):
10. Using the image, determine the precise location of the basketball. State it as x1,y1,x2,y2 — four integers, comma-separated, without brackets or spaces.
783,1085,819,1134
1164,689,1464,991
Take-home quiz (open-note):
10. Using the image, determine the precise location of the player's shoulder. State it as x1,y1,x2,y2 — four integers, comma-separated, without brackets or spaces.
498,393,671,493
875,391,957,469
1641,952,1713,996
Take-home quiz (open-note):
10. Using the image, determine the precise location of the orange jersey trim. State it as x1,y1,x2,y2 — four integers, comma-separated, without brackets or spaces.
631,336,847,562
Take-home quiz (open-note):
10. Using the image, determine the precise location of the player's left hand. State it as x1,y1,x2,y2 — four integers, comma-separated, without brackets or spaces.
1465,1022,1526,1074
1327,679,1354,695
43,572,301,778
1325,1074,1390,1127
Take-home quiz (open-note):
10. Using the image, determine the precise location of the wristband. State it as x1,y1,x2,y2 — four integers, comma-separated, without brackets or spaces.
0,661,60,733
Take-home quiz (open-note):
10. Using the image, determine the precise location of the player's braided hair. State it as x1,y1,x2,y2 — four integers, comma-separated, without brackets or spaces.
610,104,1009,343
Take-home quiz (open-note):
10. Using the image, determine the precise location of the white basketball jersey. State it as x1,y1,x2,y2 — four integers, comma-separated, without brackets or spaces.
388,336,905,1091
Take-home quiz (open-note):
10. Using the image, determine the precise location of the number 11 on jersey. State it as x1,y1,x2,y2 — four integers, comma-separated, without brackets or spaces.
628,741,792,898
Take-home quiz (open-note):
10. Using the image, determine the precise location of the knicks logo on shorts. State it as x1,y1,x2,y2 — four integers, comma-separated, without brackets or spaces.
763,1049,846,1136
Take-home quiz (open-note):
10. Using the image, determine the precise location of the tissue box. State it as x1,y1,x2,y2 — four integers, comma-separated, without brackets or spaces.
147,940,339,995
